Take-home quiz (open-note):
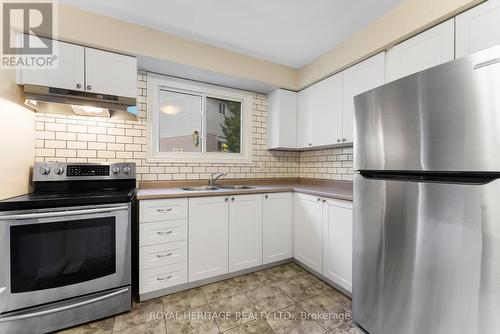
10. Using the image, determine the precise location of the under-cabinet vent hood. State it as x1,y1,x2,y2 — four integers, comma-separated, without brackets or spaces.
23,85,138,120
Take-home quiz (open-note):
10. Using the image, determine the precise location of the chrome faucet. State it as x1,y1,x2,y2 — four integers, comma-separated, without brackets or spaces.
209,172,227,186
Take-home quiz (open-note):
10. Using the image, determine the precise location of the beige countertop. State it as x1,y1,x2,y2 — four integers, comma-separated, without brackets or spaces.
137,179,353,201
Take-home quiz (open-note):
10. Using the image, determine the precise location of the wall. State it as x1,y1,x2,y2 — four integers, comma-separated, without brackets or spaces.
298,0,483,88
34,72,301,181
0,69,35,199
299,147,353,181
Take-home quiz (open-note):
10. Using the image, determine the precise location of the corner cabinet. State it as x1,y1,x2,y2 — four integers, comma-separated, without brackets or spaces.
267,89,298,149
263,192,293,264
456,0,500,58
188,196,229,282
385,19,455,83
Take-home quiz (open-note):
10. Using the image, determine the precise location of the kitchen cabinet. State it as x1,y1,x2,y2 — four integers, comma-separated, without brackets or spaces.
263,192,293,264
322,198,353,292
17,39,137,99
456,0,500,58
267,89,298,149
228,194,263,272
297,73,343,148
342,52,385,143
188,196,229,282
385,19,455,82
85,47,137,98
294,193,323,272
17,39,85,91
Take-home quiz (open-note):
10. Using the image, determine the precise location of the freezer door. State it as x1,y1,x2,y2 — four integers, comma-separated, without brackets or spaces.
354,45,500,172
353,174,500,334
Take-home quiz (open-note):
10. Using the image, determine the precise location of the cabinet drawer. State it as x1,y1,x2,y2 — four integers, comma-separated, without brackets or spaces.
139,262,187,294
140,198,188,222
139,220,187,246
140,241,187,270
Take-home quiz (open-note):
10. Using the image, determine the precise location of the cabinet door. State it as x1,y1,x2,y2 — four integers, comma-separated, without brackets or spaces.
456,0,500,58
386,19,455,82
323,198,353,292
17,38,84,91
229,194,263,272
188,196,229,281
342,52,385,143
294,193,323,272
263,192,293,264
267,89,298,149
297,89,313,149
85,47,137,98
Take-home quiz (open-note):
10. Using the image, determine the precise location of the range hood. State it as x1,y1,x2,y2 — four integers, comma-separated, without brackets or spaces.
23,85,138,120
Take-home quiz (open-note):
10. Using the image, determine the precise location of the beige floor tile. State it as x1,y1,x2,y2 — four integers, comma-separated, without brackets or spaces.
298,290,352,332
275,275,329,302
113,298,163,332
201,278,247,303
164,304,220,334
245,284,294,313
208,293,257,332
113,318,166,334
284,262,308,275
223,319,274,334
329,321,364,334
266,304,326,334
57,316,115,334
232,271,273,292
260,264,301,283
163,287,207,309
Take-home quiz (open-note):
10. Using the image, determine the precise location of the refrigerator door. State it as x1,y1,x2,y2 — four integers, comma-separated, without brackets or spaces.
354,45,500,172
353,174,500,334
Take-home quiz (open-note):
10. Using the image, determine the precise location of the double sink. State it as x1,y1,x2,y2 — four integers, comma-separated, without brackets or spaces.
181,185,255,191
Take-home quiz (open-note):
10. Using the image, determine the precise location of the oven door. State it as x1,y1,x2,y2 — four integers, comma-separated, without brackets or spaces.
0,203,131,313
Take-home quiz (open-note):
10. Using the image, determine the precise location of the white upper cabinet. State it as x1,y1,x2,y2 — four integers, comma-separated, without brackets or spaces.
267,89,298,149
294,193,323,272
386,19,455,82
188,196,229,282
322,198,353,293
456,0,500,58
263,192,293,264
297,73,343,148
342,52,385,143
228,194,263,272
17,39,85,91
85,47,137,98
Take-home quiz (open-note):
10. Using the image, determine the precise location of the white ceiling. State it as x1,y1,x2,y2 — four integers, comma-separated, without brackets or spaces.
60,0,404,69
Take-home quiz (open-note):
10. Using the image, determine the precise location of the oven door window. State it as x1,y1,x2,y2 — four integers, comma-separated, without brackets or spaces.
10,217,116,293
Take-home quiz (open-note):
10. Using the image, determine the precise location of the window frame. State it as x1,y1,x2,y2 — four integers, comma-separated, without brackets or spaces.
147,73,253,163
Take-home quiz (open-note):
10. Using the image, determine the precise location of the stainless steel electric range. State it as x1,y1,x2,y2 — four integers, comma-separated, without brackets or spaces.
0,162,137,334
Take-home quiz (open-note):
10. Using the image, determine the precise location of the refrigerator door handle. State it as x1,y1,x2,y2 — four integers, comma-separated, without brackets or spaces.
359,171,500,185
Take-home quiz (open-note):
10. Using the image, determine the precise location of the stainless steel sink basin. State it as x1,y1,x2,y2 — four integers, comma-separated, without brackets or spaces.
217,185,255,190
181,186,220,191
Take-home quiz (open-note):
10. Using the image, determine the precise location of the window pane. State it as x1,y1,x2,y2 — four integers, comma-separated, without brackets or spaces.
159,90,202,152
206,97,241,153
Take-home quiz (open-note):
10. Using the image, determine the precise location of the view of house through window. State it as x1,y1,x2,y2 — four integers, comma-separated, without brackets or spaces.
158,90,242,154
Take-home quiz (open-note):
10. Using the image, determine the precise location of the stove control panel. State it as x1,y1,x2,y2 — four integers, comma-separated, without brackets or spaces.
33,162,136,181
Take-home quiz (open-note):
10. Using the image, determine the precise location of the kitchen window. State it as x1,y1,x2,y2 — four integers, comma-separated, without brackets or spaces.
147,74,253,163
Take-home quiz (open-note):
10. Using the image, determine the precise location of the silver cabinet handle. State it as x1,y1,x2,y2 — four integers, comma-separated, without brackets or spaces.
0,206,128,220
231,197,235,201
86,85,92,90
157,275,173,282
317,198,321,202
225,197,229,202
342,138,346,142
156,208,172,213
265,195,268,199
337,139,341,142
157,231,173,236
76,83,81,89
0,287,129,322
322,199,326,203
308,143,312,146
156,252,173,258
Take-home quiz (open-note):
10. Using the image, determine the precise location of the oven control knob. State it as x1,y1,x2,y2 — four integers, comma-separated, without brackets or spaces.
39,167,50,175
112,167,120,174
123,166,131,174
54,167,65,175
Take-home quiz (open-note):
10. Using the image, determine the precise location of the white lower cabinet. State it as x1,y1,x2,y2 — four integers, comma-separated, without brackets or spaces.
294,193,323,272
188,196,229,282
263,192,293,264
229,194,263,272
322,198,353,292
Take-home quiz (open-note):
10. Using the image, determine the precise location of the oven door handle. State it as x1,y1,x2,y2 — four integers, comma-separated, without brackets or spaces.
0,206,129,220
0,287,129,322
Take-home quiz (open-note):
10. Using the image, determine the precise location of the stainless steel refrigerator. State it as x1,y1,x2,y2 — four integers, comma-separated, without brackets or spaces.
353,46,500,334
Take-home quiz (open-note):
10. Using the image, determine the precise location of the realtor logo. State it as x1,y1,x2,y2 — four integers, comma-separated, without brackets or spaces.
0,0,58,68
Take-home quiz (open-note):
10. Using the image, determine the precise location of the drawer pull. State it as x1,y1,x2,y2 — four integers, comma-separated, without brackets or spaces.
157,231,173,236
157,208,173,213
157,275,173,282
156,252,173,258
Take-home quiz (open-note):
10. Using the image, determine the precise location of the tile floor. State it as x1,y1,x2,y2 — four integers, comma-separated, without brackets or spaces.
59,263,362,334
